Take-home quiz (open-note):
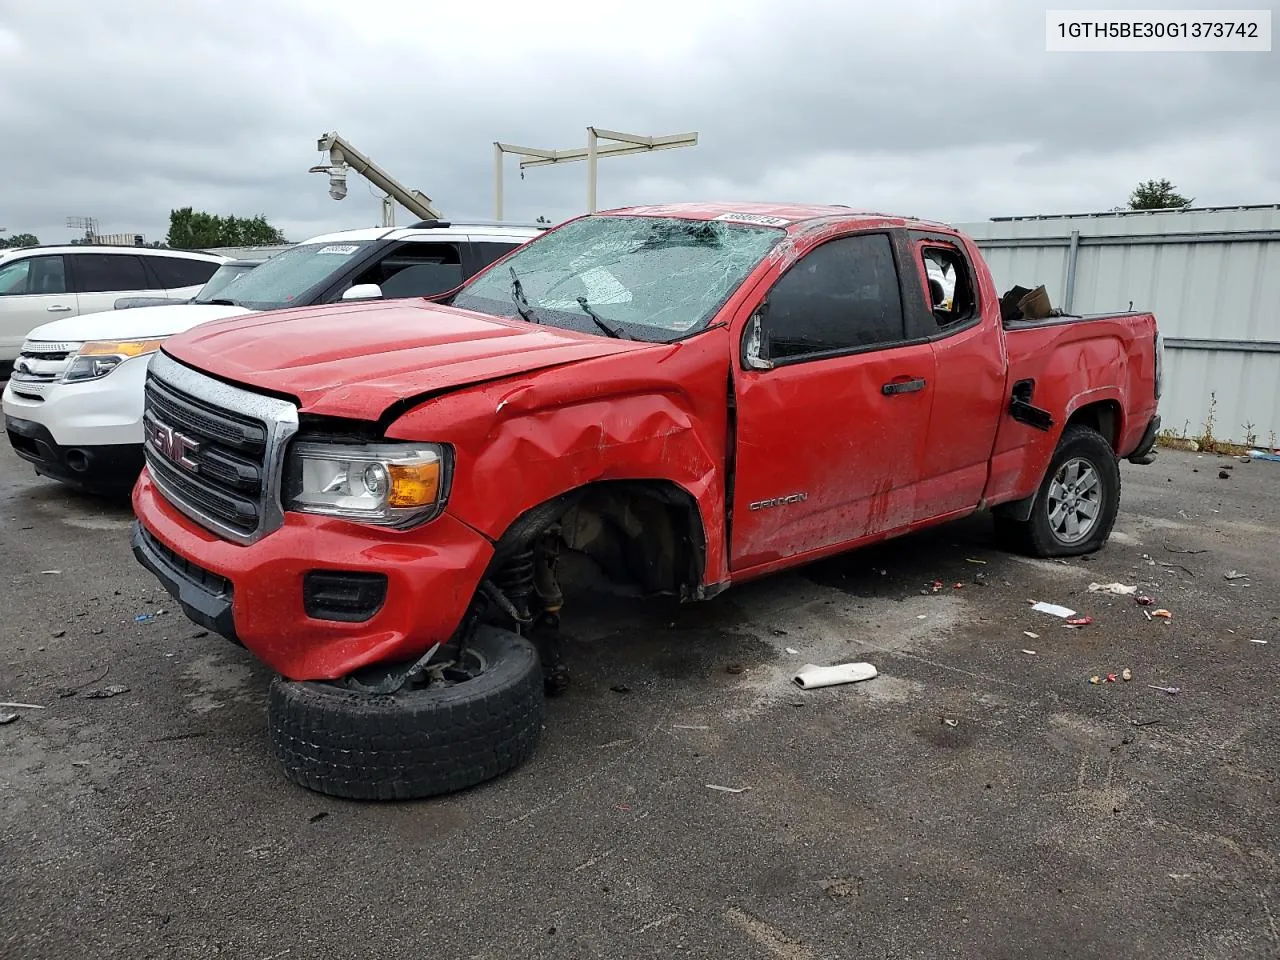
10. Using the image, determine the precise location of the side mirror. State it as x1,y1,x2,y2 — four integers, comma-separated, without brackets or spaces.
743,305,774,370
342,283,383,301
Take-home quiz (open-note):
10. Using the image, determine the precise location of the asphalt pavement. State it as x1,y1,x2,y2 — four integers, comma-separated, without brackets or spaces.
1,440,1277,959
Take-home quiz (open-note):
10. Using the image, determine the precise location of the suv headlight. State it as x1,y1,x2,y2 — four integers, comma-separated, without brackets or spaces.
284,442,449,527
63,339,165,383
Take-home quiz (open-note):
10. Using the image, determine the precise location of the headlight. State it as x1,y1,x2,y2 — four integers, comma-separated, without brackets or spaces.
285,442,449,527
62,339,165,383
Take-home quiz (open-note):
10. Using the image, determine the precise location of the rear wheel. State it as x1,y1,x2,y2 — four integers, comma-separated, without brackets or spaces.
267,626,545,801
994,424,1120,558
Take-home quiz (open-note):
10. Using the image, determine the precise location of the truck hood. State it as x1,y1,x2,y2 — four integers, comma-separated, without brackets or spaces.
24,302,254,344
162,299,657,420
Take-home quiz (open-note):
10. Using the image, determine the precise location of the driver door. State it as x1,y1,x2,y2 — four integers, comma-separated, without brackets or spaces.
730,231,936,571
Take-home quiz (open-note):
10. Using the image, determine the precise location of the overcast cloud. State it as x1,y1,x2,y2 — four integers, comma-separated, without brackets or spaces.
0,0,1276,245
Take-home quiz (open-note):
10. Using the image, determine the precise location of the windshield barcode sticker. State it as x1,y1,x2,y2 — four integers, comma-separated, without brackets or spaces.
316,244,360,255
713,213,792,227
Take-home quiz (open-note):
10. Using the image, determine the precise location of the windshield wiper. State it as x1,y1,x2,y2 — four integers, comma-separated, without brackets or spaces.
200,298,240,306
509,266,539,324
575,296,628,339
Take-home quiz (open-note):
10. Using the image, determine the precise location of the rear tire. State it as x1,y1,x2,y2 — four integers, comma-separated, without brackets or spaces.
994,424,1121,558
267,626,545,800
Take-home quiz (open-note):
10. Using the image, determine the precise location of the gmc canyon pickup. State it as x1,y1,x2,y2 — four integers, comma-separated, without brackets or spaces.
129,203,1162,800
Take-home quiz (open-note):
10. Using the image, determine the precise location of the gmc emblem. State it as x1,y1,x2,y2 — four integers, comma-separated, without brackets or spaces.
146,418,200,472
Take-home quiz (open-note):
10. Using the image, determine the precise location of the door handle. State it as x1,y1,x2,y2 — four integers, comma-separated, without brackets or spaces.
46,305,73,313
882,377,927,396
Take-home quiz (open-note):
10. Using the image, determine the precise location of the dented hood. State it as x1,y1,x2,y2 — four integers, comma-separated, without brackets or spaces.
161,299,653,419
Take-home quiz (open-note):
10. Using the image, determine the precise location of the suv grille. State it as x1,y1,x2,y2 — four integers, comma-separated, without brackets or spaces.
142,352,298,544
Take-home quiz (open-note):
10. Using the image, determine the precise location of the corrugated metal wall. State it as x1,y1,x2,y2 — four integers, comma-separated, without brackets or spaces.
956,205,1280,447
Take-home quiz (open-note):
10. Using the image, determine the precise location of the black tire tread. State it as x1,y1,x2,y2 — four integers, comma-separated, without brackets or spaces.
996,424,1121,558
267,627,545,800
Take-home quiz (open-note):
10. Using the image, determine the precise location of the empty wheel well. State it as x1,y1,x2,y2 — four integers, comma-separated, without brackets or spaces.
1066,400,1122,450
486,480,708,601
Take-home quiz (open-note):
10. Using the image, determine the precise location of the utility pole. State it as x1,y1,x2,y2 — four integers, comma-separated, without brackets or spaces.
493,127,698,221
310,132,442,223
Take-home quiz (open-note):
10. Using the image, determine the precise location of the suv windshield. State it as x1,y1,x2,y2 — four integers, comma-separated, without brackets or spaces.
450,215,784,341
214,241,374,310
192,262,258,304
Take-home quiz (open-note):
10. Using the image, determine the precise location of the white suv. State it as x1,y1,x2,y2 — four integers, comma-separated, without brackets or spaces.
0,245,227,378
3,220,543,494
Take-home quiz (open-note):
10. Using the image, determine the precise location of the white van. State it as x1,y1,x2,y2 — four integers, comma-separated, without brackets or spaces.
3,220,543,494
0,245,227,378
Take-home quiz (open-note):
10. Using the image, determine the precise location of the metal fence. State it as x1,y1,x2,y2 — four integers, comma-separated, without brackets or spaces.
956,205,1280,447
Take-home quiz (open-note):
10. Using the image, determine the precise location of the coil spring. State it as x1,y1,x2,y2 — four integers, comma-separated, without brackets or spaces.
493,549,535,621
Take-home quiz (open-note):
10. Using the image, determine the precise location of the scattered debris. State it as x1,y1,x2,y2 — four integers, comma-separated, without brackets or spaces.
1224,571,1248,581
58,665,111,699
1066,616,1094,627
952,582,964,590
191,630,209,639
705,784,750,794
965,558,987,565
1218,470,1231,480
820,878,858,898
1158,561,1196,577
1131,718,1161,727
610,684,631,694
0,712,19,725
308,812,329,823
51,629,66,638
40,570,61,575
1151,609,1173,619
1250,639,1268,645
1089,582,1137,596
1164,544,1207,555
672,724,709,731
792,662,878,690
916,614,928,620
134,613,158,623
0,701,45,710
1122,668,1132,682
784,647,799,655
1135,595,1155,606
941,718,958,728
1149,685,1181,695
1143,609,1152,621
1023,631,1040,639
1031,602,1076,618
931,580,944,593
725,663,745,675
1021,649,1037,655
84,684,130,699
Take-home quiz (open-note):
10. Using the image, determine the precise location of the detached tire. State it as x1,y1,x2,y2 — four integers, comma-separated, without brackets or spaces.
268,626,545,800
994,424,1121,558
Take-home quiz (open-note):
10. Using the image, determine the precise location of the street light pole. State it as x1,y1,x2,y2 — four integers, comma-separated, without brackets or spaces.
492,127,698,221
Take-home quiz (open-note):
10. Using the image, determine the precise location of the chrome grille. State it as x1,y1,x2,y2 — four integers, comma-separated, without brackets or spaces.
142,352,298,544
11,341,81,383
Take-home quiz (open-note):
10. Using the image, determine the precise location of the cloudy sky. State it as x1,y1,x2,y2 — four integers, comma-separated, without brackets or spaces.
0,0,1276,245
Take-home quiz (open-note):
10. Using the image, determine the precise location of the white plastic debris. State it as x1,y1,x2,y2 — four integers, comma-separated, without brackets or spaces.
792,662,878,690
1024,631,1040,639
705,784,750,794
1224,571,1248,581
1031,602,1076,618
785,647,799,655
1021,649,1037,655
1089,582,1138,596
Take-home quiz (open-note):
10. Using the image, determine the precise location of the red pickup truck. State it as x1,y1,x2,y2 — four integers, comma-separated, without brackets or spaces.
129,203,1162,800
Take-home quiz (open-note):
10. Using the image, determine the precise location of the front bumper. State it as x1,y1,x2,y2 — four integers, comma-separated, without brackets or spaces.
5,414,144,493
130,468,496,681
1,351,150,448
1127,414,1161,465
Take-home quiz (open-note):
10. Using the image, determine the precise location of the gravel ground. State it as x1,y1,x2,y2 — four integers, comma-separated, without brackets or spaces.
1,441,1277,959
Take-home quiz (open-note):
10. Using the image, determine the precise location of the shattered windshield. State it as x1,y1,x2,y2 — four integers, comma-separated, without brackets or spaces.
450,215,784,341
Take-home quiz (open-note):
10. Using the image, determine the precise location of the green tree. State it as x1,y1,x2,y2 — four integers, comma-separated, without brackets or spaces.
1128,179,1194,210
166,207,287,249
0,232,39,248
